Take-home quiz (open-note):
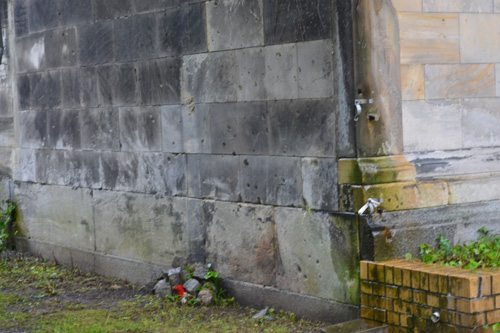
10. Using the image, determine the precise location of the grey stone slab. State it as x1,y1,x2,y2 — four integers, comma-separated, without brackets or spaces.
93,191,189,265
101,151,140,192
14,0,28,37
462,98,500,148
17,74,31,110
462,0,493,12
97,64,138,107
0,117,14,147
187,198,205,264
181,103,211,153
138,58,181,105
61,67,98,109
44,28,78,69
114,13,157,62
268,99,335,157
79,67,99,108
15,183,95,251
183,52,237,103
263,0,332,45
301,158,337,211
297,40,333,99
161,105,184,153
263,44,298,100
235,47,267,101
119,107,161,152
209,102,269,155
19,111,47,148
16,33,45,73
187,154,240,201
35,150,67,185
31,71,62,110
240,156,268,204
266,156,302,206
274,208,359,304
78,21,114,66
496,0,500,12
204,201,275,285
94,0,132,20
206,0,263,51
29,0,59,33
133,0,178,12
158,3,207,56
139,152,187,195
13,148,36,182
80,108,120,150
0,90,12,117
65,150,101,189
60,0,93,26
47,109,81,149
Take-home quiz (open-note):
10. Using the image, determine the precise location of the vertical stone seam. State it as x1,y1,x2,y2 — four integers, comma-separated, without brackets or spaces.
8,1,21,159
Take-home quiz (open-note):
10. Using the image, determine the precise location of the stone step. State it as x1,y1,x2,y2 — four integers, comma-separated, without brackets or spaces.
321,319,388,333
443,172,500,205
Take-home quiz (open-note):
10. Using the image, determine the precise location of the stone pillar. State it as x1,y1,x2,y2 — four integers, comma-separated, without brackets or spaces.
338,0,449,213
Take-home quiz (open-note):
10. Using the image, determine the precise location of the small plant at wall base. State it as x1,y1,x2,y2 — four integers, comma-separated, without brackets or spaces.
0,201,15,252
417,227,500,270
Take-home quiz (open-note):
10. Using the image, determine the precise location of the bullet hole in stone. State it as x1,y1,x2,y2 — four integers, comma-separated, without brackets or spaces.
316,259,319,264
254,186,258,189
247,183,250,188
167,157,171,162
172,141,175,145
243,159,249,166
303,274,307,279
296,264,302,272
222,142,226,147
368,115,376,121
201,139,204,143
358,89,363,95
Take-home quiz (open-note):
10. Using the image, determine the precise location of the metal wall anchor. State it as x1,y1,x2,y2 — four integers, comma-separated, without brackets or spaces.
354,98,373,122
358,198,384,215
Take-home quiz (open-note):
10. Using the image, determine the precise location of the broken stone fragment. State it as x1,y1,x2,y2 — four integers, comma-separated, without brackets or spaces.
139,281,156,295
198,288,214,305
168,267,182,286
153,279,172,298
183,278,202,295
192,262,209,280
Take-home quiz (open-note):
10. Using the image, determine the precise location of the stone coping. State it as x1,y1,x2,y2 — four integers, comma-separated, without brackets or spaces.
360,260,500,331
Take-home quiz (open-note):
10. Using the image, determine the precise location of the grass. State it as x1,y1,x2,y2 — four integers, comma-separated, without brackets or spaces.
0,253,325,332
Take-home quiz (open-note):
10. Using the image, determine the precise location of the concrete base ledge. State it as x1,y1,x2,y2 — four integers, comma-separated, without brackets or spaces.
15,237,360,324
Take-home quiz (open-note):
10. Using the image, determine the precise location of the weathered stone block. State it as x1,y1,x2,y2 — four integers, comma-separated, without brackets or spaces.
183,278,201,294
460,14,500,63
422,0,461,12
497,64,500,97
209,102,269,155
448,176,500,204
263,0,332,45
158,3,207,56
462,98,500,148
31,71,61,110
80,108,120,151
263,44,298,100
204,201,275,285
161,105,183,153
392,0,423,12
402,100,462,152
138,58,181,105
0,90,12,117
115,13,157,62
78,22,114,66
268,99,335,157
181,104,211,153
0,117,14,147
101,152,140,192
183,52,237,103
14,0,28,37
297,40,333,99
139,152,187,195
401,64,425,100
187,198,205,264
47,109,81,149
60,0,92,26
93,191,188,265
425,64,495,100
65,150,101,189
45,28,78,69
19,111,47,148
97,64,138,107
206,0,263,51
29,0,59,33
462,0,493,12
94,0,132,21
234,47,266,101
133,0,178,12
301,158,337,211
239,156,268,204
119,107,161,152
61,67,98,109
13,149,36,182
496,0,500,12
275,208,359,304
16,33,45,73
17,74,30,110
399,13,459,64
187,154,240,201
15,183,95,251
35,150,67,185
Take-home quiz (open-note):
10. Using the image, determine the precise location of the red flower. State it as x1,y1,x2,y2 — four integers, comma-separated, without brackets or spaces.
173,284,185,297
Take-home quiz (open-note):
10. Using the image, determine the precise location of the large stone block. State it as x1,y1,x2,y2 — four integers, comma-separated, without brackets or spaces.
496,0,500,12
119,107,161,152
159,3,207,56
268,99,335,157
14,0,28,37
94,0,132,21
0,117,14,147
402,100,462,152
263,44,298,100
47,109,81,149
462,0,493,12
425,64,495,100
460,14,500,63
138,58,181,105
31,71,61,110
204,201,275,285
422,0,462,12
401,64,425,100
161,105,183,153
139,152,187,195
0,148,12,179
45,28,78,69
13,149,36,182
29,0,59,33
60,0,92,26
19,111,47,148
462,98,500,148
206,0,263,51
301,158,337,211
133,0,178,12
183,52,237,103
209,102,269,155
297,40,333,99
80,108,120,150
16,33,45,73
234,47,266,101
181,103,211,153
186,198,204,263
15,183,95,251
448,176,500,204
17,74,31,110
35,150,67,185
101,151,140,192
114,13,157,62
93,191,189,265
187,154,240,201
263,0,332,45
65,150,101,189
399,12,459,64
0,90,12,117
391,0,423,12
61,67,98,109
96,64,138,107
274,208,359,304
78,21,114,66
